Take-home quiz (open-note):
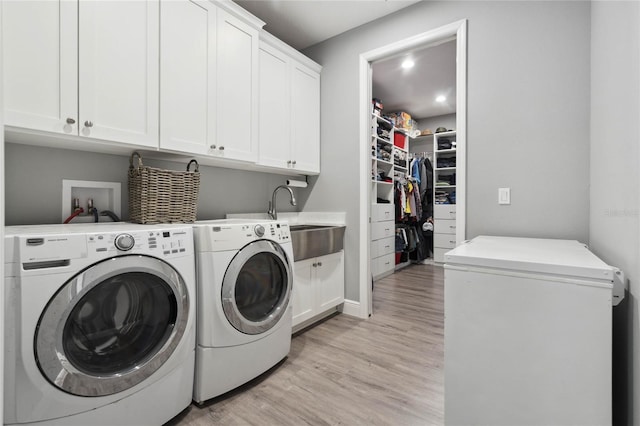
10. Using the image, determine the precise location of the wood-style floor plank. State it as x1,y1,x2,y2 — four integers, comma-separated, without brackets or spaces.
167,264,444,426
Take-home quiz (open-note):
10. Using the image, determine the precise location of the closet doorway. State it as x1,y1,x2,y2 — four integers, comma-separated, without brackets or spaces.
358,20,467,317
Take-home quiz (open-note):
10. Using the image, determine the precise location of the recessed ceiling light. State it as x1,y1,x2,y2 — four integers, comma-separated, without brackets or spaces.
401,59,414,69
436,95,446,103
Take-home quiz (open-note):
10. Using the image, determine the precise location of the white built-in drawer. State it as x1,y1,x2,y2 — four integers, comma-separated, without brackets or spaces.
376,237,395,256
371,221,394,240
434,204,456,220
375,253,395,275
435,233,457,249
436,219,456,235
370,240,378,258
372,204,394,223
434,247,449,263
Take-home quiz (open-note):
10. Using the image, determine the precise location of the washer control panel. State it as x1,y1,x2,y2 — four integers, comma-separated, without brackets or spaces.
114,233,135,251
87,228,193,258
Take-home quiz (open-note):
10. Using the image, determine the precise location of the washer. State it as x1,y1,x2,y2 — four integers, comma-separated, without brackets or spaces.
3,223,196,425
192,219,293,403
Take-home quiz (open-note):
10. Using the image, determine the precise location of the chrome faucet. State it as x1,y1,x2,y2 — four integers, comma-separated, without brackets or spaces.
268,185,296,220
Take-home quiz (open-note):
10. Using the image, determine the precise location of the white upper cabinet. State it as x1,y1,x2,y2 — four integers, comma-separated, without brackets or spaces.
160,2,259,162
78,1,159,147
3,0,159,147
160,0,216,155
258,43,291,169
290,62,320,174
215,9,259,162
2,1,77,134
257,36,321,175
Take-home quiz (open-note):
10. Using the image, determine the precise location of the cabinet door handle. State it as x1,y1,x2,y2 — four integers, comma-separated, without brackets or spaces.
312,263,317,267
317,262,322,267
219,146,224,151
210,144,216,149
287,160,292,165
66,118,76,124
292,160,297,166
84,121,93,128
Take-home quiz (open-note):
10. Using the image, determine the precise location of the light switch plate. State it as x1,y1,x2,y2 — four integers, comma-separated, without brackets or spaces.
499,187,511,205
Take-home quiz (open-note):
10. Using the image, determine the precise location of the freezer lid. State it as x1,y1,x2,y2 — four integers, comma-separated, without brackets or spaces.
445,236,613,282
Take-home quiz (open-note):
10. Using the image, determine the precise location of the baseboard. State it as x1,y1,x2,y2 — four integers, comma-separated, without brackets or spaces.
340,299,366,318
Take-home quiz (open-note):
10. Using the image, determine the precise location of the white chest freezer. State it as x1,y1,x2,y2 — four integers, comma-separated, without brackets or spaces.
444,236,619,426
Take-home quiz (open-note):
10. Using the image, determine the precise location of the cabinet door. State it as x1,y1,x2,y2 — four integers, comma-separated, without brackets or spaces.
316,251,345,312
292,258,316,327
2,0,77,134
215,9,258,161
290,62,320,174
160,0,216,154
78,0,159,147
257,42,291,169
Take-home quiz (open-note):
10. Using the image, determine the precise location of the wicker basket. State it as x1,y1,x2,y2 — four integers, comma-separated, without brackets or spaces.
128,152,200,224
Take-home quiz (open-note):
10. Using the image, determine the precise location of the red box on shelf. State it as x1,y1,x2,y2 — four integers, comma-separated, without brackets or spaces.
394,132,406,149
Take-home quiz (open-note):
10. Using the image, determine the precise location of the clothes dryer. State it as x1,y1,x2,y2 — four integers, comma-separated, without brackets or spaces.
3,223,196,425
192,219,293,403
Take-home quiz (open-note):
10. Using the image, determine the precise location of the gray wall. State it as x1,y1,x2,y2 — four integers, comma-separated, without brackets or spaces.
303,1,591,301
418,113,456,134
589,2,640,424
4,143,303,225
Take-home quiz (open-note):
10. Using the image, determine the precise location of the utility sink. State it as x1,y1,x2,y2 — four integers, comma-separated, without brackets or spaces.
290,224,346,261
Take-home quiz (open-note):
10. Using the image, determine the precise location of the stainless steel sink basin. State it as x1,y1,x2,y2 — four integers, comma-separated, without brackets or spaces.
290,224,346,261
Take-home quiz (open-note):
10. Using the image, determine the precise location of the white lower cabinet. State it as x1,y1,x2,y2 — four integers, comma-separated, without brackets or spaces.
292,251,345,329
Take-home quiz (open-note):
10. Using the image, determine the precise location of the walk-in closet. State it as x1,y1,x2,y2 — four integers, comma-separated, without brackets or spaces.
370,39,463,278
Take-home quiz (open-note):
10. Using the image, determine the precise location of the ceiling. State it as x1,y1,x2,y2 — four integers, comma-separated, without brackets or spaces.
233,0,456,121
234,0,421,51
372,40,457,120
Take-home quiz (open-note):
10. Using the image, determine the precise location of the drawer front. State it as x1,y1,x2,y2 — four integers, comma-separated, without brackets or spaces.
376,237,395,256
373,204,394,222
375,253,395,274
434,233,457,249
371,222,394,240
434,247,450,263
436,219,456,235
370,240,378,259
434,204,456,219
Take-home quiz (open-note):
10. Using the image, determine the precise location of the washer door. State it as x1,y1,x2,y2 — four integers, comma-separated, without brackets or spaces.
221,240,292,335
35,255,189,397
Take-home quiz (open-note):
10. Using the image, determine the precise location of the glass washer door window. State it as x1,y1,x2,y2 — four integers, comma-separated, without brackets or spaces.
35,255,190,397
221,240,292,335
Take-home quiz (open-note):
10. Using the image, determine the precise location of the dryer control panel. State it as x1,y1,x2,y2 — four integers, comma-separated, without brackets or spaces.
194,220,291,252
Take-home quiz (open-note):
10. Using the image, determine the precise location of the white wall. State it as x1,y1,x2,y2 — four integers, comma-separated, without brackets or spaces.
303,1,591,301
589,2,640,424
4,143,304,225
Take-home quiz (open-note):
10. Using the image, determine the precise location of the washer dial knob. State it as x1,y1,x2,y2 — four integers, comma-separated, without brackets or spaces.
115,233,135,251
254,225,265,237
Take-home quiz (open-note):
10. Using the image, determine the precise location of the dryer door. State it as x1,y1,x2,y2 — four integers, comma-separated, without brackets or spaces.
35,255,189,397
221,240,292,335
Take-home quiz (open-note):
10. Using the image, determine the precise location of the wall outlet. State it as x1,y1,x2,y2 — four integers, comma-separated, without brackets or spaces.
498,187,511,205
62,180,121,223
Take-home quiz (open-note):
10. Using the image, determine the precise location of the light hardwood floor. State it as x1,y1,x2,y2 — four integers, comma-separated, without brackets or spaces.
168,263,444,426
